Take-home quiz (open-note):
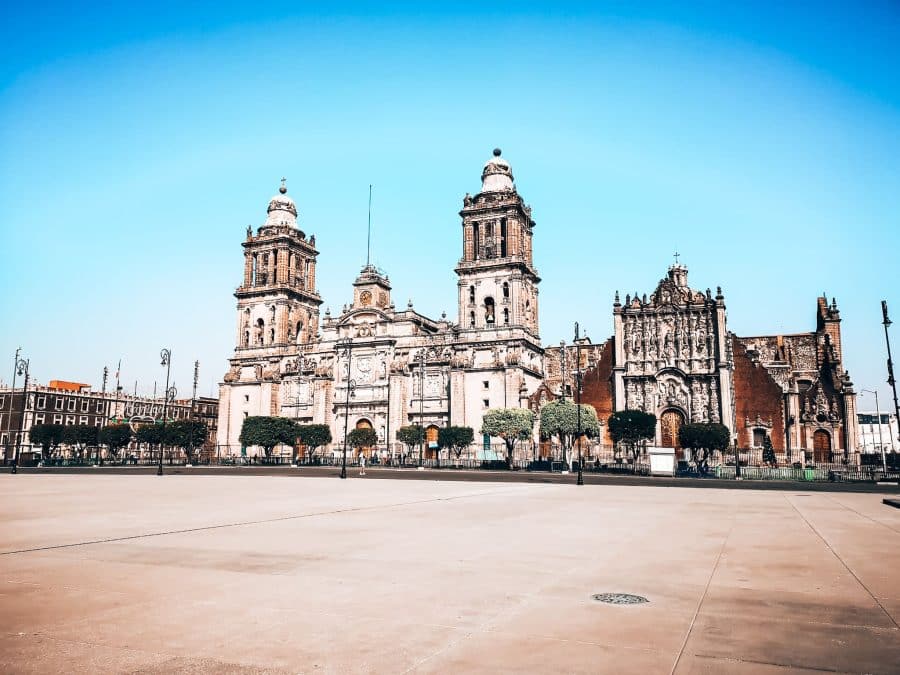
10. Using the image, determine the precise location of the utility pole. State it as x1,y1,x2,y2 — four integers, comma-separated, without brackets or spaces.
188,360,198,465
11,352,28,474
882,301,900,448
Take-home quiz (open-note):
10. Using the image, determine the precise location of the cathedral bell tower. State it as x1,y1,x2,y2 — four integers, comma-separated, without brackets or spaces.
234,180,322,352
456,149,540,337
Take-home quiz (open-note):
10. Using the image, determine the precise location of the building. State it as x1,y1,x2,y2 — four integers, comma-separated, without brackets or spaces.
0,380,218,463
219,150,859,465
857,411,899,455
218,149,544,459
540,267,858,463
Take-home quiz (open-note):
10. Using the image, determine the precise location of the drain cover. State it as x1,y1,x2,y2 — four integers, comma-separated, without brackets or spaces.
592,593,649,605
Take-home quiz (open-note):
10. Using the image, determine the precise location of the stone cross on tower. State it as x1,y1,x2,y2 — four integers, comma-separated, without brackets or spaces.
673,251,681,264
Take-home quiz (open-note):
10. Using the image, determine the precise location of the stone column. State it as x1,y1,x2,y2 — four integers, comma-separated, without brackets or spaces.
843,390,858,453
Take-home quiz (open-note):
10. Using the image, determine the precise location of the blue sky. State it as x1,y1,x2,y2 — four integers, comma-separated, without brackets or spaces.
1,2,898,410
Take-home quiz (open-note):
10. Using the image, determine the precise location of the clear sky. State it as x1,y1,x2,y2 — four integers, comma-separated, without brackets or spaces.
1,2,898,411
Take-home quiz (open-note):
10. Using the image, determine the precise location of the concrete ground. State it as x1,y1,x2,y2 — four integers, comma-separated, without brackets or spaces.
0,476,898,674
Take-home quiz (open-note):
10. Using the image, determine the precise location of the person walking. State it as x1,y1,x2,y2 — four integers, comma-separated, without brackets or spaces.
359,453,366,476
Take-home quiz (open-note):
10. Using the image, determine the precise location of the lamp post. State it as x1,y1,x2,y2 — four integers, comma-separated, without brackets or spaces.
558,340,567,468
187,360,198,465
11,353,29,474
6,348,21,467
418,346,426,467
338,337,356,479
861,389,887,474
98,366,108,465
882,301,900,444
575,322,584,486
158,349,172,476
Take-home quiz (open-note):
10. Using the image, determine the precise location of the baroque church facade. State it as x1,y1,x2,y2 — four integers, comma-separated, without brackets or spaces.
218,150,858,463
218,150,544,458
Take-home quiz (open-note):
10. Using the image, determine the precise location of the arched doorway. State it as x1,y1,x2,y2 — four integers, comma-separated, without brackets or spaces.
355,419,374,458
660,409,685,450
812,429,831,464
425,425,440,459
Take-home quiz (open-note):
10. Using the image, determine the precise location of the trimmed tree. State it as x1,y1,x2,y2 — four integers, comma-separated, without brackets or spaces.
239,416,298,459
296,424,332,464
98,424,133,463
607,410,657,463
539,399,601,464
165,419,208,464
30,423,65,461
438,426,475,465
347,428,378,458
136,424,166,462
481,408,535,469
396,425,424,466
762,434,776,467
62,424,99,461
678,422,730,475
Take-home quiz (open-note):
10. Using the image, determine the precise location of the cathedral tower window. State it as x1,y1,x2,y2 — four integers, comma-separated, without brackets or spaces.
503,307,509,325
469,311,476,328
469,286,475,304
485,297,496,325
502,282,509,300
243,331,249,347
473,222,480,260
500,218,507,257
251,254,258,286
270,328,275,344
255,318,264,345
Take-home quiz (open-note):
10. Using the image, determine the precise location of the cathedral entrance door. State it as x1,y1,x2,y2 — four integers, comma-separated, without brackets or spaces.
425,425,440,459
812,429,831,463
355,419,374,458
660,409,684,451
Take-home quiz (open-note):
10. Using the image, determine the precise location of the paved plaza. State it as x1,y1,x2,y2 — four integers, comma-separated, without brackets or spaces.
1,475,898,674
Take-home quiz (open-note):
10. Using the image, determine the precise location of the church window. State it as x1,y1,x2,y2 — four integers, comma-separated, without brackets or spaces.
503,308,509,325
473,222,480,260
251,254,258,286
483,399,490,408
752,429,767,448
469,286,475,304
502,282,509,300
256,318,265,345
797,380,812,394
243,331,249,347
469,311,475,328
484,297,496,325
296,320,303,340
500,218,507,257
483,381,489,389
270,328,275,343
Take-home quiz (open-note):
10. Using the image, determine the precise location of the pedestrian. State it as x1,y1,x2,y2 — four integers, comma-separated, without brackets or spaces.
359,453,366,476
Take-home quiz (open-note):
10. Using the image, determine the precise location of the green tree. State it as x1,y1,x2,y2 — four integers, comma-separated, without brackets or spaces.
62,425,99,461
481,408,535,469
679,422,731,475
98,424,133,462
296,424,332,463
347,428,377,457
239,416,298,459
607,410,657,462
438,426,475,464
539,399,601,463
29,423,65,460
396,425,424,465
136,424,165,463
165,419,208,464
762,434,777,467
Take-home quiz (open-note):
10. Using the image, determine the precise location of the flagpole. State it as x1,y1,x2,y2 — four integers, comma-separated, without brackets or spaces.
366,184,372,267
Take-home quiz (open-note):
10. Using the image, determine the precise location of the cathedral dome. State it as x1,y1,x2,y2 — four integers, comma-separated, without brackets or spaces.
265,180,298,226
481,148,515,192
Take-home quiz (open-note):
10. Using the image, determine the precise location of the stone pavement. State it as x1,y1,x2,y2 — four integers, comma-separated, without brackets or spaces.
0,475,898,674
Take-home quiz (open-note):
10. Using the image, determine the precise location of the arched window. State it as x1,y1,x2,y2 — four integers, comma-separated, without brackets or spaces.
243,331,249,347
296,320,303,341
503,307,509,325
469,311,475,328
500,218,507,257
502,282,509,299
469,286,475,304
269,328,275,344
752,429,767,447
484,297,495,325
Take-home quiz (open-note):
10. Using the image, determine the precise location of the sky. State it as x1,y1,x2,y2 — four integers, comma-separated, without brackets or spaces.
1,1,898,412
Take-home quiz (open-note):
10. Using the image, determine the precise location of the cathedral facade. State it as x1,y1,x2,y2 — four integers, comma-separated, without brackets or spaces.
218,151,858,464
217,150,544,458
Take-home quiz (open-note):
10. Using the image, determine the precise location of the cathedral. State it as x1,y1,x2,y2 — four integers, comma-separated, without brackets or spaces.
217,150,858,464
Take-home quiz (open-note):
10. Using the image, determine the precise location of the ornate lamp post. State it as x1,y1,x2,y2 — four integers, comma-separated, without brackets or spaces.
338,337,356,479
158,349,173,477
861,389,887,474
98,366,108,465
575,322,584,486
11,352,29,474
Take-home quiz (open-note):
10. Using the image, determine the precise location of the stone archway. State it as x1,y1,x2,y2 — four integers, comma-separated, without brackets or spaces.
660,409,685,449
812,429,831,464
355,419,374,458
425,425,440,459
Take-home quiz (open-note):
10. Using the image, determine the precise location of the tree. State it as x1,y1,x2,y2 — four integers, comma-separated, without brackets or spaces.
539,399,601,463
166,419,208,464
481,408,535,469
347,428,377,457
239,416,298,459
438,426,475,464
62,425,99,461
98,424,133,462
396,425,424,465
296,424,332,463
762,434,776,467
678,422,730,475
29,423,65,460
136,424,166,462
607,410,657,463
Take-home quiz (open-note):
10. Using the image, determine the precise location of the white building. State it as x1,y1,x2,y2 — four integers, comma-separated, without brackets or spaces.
857,412,900,454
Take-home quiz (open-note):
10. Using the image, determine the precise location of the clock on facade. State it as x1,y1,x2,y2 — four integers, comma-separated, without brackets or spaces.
360,290,372,306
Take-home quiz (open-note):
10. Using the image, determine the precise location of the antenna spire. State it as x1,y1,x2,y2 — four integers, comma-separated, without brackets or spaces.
366,184,373,267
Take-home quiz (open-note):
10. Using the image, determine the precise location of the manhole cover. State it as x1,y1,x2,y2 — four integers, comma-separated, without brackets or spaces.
592,593,649,605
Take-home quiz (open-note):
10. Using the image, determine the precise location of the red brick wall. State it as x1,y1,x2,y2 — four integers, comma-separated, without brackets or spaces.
732,338,785,450
581,337,616,445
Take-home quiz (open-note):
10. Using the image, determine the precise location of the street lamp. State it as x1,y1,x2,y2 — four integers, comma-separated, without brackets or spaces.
11,352,29,474
575,322,584,486
860,389,887,474
158,348,172,476
417,346,426,467
338,337,356,479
